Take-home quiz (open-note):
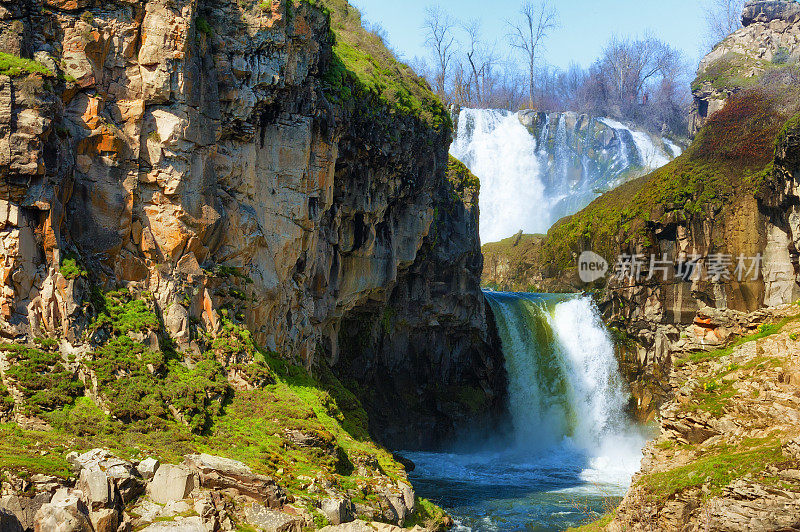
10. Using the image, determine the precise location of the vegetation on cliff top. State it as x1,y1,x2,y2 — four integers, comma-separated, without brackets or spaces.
317,0,450,133
447,155,480,192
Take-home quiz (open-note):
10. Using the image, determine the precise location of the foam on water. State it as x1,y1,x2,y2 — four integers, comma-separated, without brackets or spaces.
406,293,648,531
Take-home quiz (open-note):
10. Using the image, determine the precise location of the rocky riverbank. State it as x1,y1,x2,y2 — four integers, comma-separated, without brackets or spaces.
604,304,800,531
1,447,434,532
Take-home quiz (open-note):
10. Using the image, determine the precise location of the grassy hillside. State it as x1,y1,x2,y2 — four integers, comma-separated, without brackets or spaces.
0,287,447,528
317,0,450,133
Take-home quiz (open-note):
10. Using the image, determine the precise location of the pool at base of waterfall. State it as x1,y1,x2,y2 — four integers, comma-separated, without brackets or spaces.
410,292,650,531
405,435,647,531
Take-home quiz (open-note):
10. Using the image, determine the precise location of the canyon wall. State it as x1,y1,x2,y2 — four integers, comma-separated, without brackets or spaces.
0,0,503,446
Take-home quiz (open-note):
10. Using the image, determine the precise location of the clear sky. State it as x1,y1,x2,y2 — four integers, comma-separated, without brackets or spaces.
352,0,709,73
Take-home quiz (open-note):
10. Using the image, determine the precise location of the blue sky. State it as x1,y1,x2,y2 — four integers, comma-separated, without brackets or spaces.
352,0,709,73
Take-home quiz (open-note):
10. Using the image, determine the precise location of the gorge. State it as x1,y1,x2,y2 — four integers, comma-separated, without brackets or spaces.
3,0,800,530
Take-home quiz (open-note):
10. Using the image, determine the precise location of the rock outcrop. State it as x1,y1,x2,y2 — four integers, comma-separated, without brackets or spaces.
0,0,502,452
691,0,800,136
336,157,506,449
0,448,426,532
607,305,800,531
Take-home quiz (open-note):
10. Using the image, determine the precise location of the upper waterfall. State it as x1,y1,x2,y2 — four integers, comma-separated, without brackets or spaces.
451,108,681,244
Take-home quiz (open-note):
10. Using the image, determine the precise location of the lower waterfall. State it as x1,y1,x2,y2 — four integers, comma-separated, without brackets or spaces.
406,293,647,531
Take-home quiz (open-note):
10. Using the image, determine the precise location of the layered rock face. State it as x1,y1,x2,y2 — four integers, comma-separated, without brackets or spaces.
337,158,506,449
691,0,800,136
609,304,800,531
0,0,502,445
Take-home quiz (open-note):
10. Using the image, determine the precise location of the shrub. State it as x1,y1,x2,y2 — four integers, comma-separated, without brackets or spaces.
93,290,159,335
0,52,54,78
59,256,87,280
1,344,83,415
773,47,791,65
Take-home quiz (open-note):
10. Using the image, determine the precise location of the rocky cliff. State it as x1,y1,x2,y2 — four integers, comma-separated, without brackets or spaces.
690,0,800,136
599,304,800,531
0,0,503,529
336,156,505,449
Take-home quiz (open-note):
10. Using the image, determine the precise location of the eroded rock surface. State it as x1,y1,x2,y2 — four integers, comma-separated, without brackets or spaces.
0,0,503,449
609,305,800,531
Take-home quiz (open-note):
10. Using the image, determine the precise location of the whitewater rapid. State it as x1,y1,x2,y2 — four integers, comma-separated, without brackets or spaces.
451,108,679,244
406,293,647,531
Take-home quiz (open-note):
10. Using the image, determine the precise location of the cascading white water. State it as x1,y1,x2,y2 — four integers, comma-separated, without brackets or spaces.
486,292,643,470
406,292,647,530
452,108,680,244
450,109,547,244
599,118,672,169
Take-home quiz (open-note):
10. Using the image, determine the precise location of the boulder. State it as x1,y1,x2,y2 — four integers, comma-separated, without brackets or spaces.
136,458,160,481
77,469,112,510
88,508,118,532
318,498,353,526
33,490,92,532
0,493,52,531
244,504,303,532
379,493,408,527
69,449,143,504
398,483,414,514
182,454,283,506
149,465,195,505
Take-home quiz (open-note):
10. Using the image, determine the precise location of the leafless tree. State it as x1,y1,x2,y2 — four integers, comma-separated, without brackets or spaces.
600,35,679,106
704,0,745,47
460,19,502,107
423,5,457,101
507,0,559,108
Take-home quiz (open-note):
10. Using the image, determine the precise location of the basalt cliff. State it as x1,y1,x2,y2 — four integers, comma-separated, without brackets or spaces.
0,0,505,530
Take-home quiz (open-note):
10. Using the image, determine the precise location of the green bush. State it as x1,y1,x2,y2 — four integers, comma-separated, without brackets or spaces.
0,52,54,78
1,344,83,415
93,290,159,335
59,256,87,280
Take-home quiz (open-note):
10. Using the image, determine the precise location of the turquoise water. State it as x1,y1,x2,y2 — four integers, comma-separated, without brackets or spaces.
406,292,647,531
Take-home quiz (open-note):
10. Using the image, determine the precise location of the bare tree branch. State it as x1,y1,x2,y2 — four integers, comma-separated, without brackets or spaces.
506,0,559,108
704,0,745,48
423,5,457,102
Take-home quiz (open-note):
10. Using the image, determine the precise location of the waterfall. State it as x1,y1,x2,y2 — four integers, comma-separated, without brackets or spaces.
406,291,647,530
451,108,679,244
450,109,547,244
484,291,644,484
